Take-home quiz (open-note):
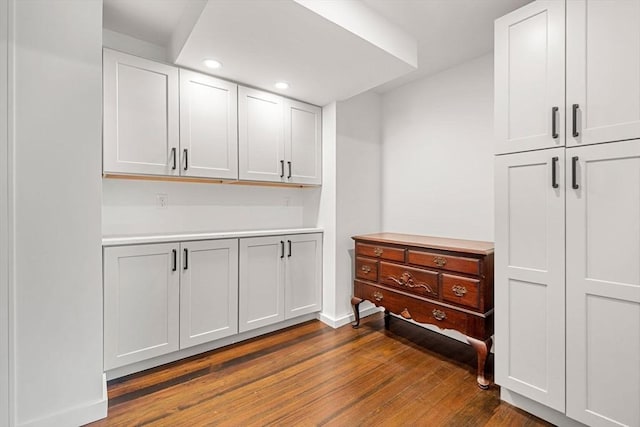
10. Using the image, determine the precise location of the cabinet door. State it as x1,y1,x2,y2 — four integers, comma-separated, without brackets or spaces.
567,0,640,146
103,49,179,176
180,239,238,349
566,141,640,427
284,99,322,185
285,233,322,319
239,236,285,332
494,1,565,154
104,243,180,370
494,148,565,411
179,70,238,179
238,87,285,182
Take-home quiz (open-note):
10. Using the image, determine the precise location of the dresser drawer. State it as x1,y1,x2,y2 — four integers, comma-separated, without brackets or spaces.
355,257,378,282
356,242,405,262
353,280,468,334
379,261,438,298
407,250,480,276
442,274,480,310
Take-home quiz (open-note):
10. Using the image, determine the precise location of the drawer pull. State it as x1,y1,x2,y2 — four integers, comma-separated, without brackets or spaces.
373,291,383,302
401,308,412,319
432,309,447,321
433,256,447,267
387,272,433,294
452,285,467,297
373,247,384,257
361,265,372,274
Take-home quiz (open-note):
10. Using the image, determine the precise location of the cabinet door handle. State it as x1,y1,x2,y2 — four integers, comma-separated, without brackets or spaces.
572,104,580,138
287,161,292,179
280,160,285,178
552,156,559,188
287,240,292,257
171,147,177,170
172,249,177,271
280,241,285,258
183,149,189,171
572,156,579,189
183,248,188,270
551,106,559,139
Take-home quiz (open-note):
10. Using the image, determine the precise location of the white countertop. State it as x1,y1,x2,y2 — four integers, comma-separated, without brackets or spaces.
102,227,324,246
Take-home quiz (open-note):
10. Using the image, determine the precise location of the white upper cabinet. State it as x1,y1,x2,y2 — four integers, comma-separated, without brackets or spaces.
239,86,322,185
103,49,179,176
567,0,640,146
494,148,566,411
179,70,238,179
285,99,322,185
494,1,565,154
238,87,285,182
180,239,239,349
565,141,640,427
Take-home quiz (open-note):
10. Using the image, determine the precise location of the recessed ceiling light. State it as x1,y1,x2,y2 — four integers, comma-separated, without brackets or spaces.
203,59,222,69
275,81,289,90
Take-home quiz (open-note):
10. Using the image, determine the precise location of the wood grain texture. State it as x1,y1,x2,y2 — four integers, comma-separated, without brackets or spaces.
85,313,550,427
352,233,494,255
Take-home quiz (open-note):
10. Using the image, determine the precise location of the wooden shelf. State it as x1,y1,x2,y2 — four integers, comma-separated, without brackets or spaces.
103,173,320,188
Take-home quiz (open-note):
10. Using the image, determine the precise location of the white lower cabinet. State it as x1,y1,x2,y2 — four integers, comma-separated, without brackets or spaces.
104,243,180,370
239,233,322,333
180,239,239,349
104,232,322,371
104,239,238,370
566,140,640,427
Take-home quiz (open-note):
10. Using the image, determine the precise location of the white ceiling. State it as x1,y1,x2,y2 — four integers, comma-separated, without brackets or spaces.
103,0,531,103
361,0,532,92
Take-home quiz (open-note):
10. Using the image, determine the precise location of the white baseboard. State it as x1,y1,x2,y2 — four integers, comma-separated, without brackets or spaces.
318,305,383,329
500,388,586,427
19,374,107,427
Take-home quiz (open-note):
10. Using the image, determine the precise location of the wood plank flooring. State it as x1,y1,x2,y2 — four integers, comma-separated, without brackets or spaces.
86,313,551,426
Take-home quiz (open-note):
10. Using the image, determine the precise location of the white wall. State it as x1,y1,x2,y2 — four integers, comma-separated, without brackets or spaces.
318,93,383,327
12,1,106,425
103,180,316,236
0,0,10,424
381,53,495,242
334,91,382,323
318,102,338,323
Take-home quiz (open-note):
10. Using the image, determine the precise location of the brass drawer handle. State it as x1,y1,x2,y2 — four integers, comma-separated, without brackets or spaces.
433,256,447,267
432,309,446,321
373,247,384,257
373,291,383,302
361,265,371,274
452,285,467,297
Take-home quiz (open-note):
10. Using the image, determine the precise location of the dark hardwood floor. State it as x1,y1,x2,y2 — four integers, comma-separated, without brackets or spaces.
86,313,551,426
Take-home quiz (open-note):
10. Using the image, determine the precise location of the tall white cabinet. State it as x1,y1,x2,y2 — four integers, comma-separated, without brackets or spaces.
495,2,640,426
565,141,640,427
494,149,565,411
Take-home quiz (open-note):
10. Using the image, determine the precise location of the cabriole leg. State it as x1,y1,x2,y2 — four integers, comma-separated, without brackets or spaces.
351,297,363,328
467,336,493,389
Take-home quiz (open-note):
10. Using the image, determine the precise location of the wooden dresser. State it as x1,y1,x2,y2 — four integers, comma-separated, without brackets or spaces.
351,233,494,389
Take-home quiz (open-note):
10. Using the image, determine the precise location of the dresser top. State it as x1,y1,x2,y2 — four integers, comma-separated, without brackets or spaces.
352,233,494,255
